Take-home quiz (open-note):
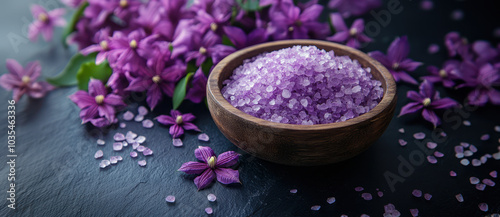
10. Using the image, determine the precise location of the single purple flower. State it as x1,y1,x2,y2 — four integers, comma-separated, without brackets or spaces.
399,80,459,128
178,146,240,190
0,59,54,101
422,60,461,88
193,1,233,37
328,0,382,17
108,29,156,72
80,28,113,65
369,36,422,84
472,40,499,65
445,32,473,60
28,5,66,42
156,110,200,138
326,13,372,48
457,62,500,106
185,32,235,66
186,68,208,104
69,79,126,127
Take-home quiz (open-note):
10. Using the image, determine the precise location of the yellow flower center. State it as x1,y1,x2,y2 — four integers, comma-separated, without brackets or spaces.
210,23,218,32
152,75,161,84
129,39,137,49
207,156,216,168
439,69,447,78
288,26,294,32
349,28,358,36
38,13,48,22
119,0,128,8
199,46,207,55
175,115,183,124
422,98,431,107
100,40,108,50
95,95,105,104
21,76,31,84
392,62,400,70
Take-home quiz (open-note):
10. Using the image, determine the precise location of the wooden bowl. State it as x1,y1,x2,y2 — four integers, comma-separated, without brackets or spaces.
207,40,397,166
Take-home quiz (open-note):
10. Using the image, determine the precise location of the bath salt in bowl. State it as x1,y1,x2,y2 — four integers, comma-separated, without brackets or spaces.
207,40,397,166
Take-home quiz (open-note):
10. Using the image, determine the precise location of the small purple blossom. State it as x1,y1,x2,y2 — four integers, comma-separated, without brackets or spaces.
28,5,66,42
178,146,240,190
156,110,200,138
369,36,422,84
399,80,459,128
422,60,461,88
445,32,472,60
0,59,54,101
80,28,113,65
69,79,126,127
327,13,372,48
108,29,156,72
457,62,500,106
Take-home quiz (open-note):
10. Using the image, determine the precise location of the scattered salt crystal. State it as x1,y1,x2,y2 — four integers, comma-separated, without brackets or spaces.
165,195,175,203
478,203,488,212
123,111,134,121
410,208,419,217
113,142,123,151
99,160,110,168
173,138,183,147
138,160,147,167
132,142,140,149
413,132,426,140
427,142,437,149
383,204,400,217
470,177,480,184
122,141,128,147
134,115,144,122
469,145,477,153
97,139,105,145
130,151,138,158
490,171,498,178
483,179,495,187
464,150,473,157
398,139,407,147
136,136,146,144
207,194,216,202
355,186,364,192
327,197,336,204
455,153,464,158
143,148,153,156
451,9,464,21
494,152,500,160
480,134,490,141
361,193,372,200
471,159,481,166
205,207,213,214
427,156,438,164
412,189,422,197
424,193,432,200
456,194,464,202
450,171,457,177
142,119,154,128
137,146,146,152
480,156,488,164
462,120,471,126
377,191,383,197
198,133,210,142
460,159,470,166
460,142,470,148
495,125,500,132
428,44,439,54
310,205,321,211
114,133,125,141
94,150,103,159
420,0,433,10
476,184,486,191
434,151,444,158
440,131,447,137
138,106,148,116
455,145,464,153
110,156,118,164
361,214,370,217
116,156,123,161
120,123,126,128
290,189,297,193
398,128,405,133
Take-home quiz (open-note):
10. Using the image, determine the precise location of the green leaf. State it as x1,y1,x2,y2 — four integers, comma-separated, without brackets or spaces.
236,0,260,12
76,61,113,91
62,2,88,48
46,52,97,87
172,72,194,110
222,35,235,47
201,58,213,76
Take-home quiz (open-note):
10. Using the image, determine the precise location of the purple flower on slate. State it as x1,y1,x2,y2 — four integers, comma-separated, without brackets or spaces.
457,62,500,106
369,36,422,84
399,80,459,128
69,79,126,127
326,13,372,49
186,68,208,104
185,32,235,66
80,28,112,65
178,146,240,190
328,0,382,17
156,110,200,138
0,59,54,101
422,60,461,88
28,5,66,42
108,29,157,72
270,2,330,40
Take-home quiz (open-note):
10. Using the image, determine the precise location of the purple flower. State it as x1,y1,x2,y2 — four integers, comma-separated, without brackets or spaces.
457,62,500,106
108,29,156,72
399,80,459,128
472,40,499,65
28,5,66,42
422,60,461,88
328,0,382,17
186,68,208,104
178,146,240,190
444,32,473,60
185,32,235,66
193,1,233,37
326,13,372,49
80,28,112,65
69,79,126,127
369,36,422,84
156,110,200,138
0,59,54,101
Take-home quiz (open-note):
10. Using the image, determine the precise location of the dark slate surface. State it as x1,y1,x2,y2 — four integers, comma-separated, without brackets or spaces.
1,0,499,216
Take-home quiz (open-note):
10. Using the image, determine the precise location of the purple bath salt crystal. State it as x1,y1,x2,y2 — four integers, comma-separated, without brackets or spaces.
460,142,470,148
434,151,444,158
456,194,464,202
165,195,175,203
97,139,105,146
480,156,488,164
205,207,213,214
207,194,216,202
94,150,103,159
143,148,153,156
495,125,500,132
413,132,426,140
327,197,336,204
221,46,383,125
132,142,140,149
198,133,210,142
120,123,126,128
173,138,183,147
123,111,134,121
130,151,138,158
142,119,154,128
116,156,123,161
440,131,447,137
427,156,438,164
478,203,488,212
464,150,473,157
424,193,432,200
110,156,118,164
126,131,137,143
398,128,405,133
355,186,364,192
138,160,147,167
137,146,146,152
471,159,481,166
420,0,433,10
476,184,486,191
138,106,148,116
361,214,370,217
460,159,470,166
470,177,480,184
398,139,407,147
412,189,422,197
463,120,471,126
490,171,498,178
134,115,144,122
113,142,123,151
99,160,110,168
290,189,297,194
427,142,437,149
410,208,419,217
494,152,500,160
455,146,464,153
455,153,464,158
480,134,490,141
451,9,464,21
469,145,478,153
377,191,383,197
361,193,372,200
122,141,128,147
136,136,146,144
428,44,439,54
483,179,495,187
450,171,457,177
311,205,321,211
383,203,400,217
114,133,125,141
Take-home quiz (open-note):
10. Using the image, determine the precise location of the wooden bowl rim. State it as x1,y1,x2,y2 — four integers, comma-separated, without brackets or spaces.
208,39,396,131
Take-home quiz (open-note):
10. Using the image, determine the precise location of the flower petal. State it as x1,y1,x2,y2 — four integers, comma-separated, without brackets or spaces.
169,124,184,138
146,85,163,110
431,98,458,109
369,51,391,68
329,13,347,31
395,71,418,85
182,122,201,131
468,88,488,106
5,59,24,78
181,113,196,122
488,89,500,105
104,94,125,106
388,36,410,63
216,151,239,167
156,115,175,125
399,102,423,117
0,74,21,90
178,161,208,174
195,146,215,163
214,168,240,185
80,105,99,122
88,79,107,96
407,90,424,102
422,109,440,128
194,169,215,190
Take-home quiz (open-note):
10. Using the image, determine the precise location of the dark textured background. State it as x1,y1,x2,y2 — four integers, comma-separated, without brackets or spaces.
1,0,499,216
